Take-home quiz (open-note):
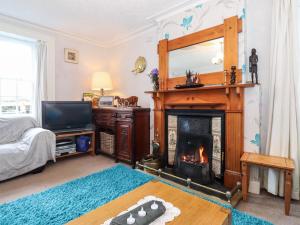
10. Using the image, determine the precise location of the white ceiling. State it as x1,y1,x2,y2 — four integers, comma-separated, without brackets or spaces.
0,0,198,47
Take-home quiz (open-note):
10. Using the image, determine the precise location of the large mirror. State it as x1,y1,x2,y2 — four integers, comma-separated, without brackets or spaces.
169,37,224,78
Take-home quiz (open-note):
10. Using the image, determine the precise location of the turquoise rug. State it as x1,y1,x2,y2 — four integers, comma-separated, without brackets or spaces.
0,165,272,225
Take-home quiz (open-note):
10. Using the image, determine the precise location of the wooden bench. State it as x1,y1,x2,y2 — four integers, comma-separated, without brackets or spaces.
240,152,295,215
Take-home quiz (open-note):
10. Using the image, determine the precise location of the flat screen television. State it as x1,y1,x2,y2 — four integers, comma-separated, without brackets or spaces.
42,101,93,132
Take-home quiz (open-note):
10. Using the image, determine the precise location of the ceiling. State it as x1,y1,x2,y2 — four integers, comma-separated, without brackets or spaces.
0,0,198,47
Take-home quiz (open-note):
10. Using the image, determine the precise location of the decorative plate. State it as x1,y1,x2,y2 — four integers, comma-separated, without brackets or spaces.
132,56,147,74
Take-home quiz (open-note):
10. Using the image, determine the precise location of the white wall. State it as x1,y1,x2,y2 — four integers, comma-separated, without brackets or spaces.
246,0,273,153
0,15,108,101
55,36,108,101
107,28,157,108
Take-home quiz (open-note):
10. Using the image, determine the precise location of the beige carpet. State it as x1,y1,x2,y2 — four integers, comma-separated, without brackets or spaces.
0,155,299,225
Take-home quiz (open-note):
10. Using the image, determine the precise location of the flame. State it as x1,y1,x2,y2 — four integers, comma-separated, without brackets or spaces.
199,146,208,163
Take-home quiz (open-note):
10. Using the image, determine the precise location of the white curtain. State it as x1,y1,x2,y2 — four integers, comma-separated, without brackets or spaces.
264,0,300,200
33,41,48,125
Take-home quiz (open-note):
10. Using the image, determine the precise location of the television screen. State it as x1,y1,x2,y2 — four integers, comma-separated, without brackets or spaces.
42,101,92,132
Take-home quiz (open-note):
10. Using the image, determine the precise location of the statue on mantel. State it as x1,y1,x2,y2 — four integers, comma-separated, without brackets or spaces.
249,48,258,84
230,66,237,85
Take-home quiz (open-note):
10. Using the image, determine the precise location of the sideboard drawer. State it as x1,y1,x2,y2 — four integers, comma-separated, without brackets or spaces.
94,112,115,126
116,112,133,122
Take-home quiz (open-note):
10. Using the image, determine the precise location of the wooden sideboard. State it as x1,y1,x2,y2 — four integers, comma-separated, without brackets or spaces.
92,107,150,165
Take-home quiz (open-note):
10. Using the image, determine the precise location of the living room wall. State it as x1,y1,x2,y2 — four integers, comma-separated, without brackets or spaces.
0,15,109,101
55,36,108,101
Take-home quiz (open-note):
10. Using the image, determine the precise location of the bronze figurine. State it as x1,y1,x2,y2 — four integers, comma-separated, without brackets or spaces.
230,66,236,85
249,48,258,84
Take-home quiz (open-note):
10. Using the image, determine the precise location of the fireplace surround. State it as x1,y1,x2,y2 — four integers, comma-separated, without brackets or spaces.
145,16,256,188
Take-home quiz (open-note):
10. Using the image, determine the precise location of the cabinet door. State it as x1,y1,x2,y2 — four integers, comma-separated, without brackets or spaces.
116,121,133,162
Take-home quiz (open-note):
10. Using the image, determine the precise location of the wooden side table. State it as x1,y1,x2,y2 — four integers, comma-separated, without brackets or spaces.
240,152,294,215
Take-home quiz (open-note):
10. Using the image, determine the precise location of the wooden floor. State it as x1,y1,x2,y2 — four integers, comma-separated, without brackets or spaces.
0,155,299,225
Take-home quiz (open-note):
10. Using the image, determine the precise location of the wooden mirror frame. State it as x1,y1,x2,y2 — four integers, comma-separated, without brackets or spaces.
158,16,243,90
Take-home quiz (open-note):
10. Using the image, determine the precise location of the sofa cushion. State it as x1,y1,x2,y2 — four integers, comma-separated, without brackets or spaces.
0,117,38,144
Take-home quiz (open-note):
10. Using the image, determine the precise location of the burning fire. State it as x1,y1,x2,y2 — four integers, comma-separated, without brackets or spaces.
181,145,208,164
199,146,208,163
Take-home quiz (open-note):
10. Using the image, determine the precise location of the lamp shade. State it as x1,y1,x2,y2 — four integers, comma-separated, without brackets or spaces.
91,72,113,91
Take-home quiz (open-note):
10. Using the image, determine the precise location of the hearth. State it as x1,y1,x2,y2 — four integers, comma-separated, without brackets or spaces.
164,110,225,185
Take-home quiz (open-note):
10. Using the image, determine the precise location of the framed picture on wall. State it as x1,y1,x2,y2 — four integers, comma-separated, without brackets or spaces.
64,48,79,64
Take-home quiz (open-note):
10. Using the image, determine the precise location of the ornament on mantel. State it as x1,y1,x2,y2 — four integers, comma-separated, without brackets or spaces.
148,68,159,91
249,48,259,84
230,66,237,85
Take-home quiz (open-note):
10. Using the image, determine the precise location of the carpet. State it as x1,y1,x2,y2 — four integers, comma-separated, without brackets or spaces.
0,164,272,225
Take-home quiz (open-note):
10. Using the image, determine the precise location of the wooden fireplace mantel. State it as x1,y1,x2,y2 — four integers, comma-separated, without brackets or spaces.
146,16,256,189
146,84,255,188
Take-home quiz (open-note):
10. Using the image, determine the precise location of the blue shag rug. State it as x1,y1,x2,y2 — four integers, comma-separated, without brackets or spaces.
0,165,272,225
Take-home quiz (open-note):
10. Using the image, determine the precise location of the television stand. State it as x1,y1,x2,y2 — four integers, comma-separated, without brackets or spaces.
55,130,95,159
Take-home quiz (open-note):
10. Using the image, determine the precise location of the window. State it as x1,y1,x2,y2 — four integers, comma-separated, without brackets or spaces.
0,34,36,116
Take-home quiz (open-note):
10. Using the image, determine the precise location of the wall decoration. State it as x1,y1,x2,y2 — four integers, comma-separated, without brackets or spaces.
180,16,193,30
64,48,79,64
132,56,147,74
250,133,261,147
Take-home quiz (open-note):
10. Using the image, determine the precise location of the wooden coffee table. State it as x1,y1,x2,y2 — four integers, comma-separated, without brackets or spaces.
67,180,230,225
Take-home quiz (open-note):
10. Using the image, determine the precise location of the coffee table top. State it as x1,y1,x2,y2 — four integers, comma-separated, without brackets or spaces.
67,180,230,225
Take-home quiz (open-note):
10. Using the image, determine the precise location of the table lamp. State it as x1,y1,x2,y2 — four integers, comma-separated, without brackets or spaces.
91,71,113,96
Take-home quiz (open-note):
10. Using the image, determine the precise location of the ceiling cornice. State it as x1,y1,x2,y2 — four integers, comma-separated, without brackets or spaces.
0,0,209,48
146,0,209,22
0,13,108,48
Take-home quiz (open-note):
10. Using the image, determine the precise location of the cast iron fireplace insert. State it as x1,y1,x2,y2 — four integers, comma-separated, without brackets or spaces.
163,109,225,186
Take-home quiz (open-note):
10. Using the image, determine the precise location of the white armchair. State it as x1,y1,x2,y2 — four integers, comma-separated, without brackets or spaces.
0,117,56,181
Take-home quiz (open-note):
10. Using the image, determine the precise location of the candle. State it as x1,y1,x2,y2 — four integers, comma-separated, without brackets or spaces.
138,207,146,217
151,201,158,210
126,214,135,224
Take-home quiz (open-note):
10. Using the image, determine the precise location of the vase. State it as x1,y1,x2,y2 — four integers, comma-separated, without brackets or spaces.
153,83,159,92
